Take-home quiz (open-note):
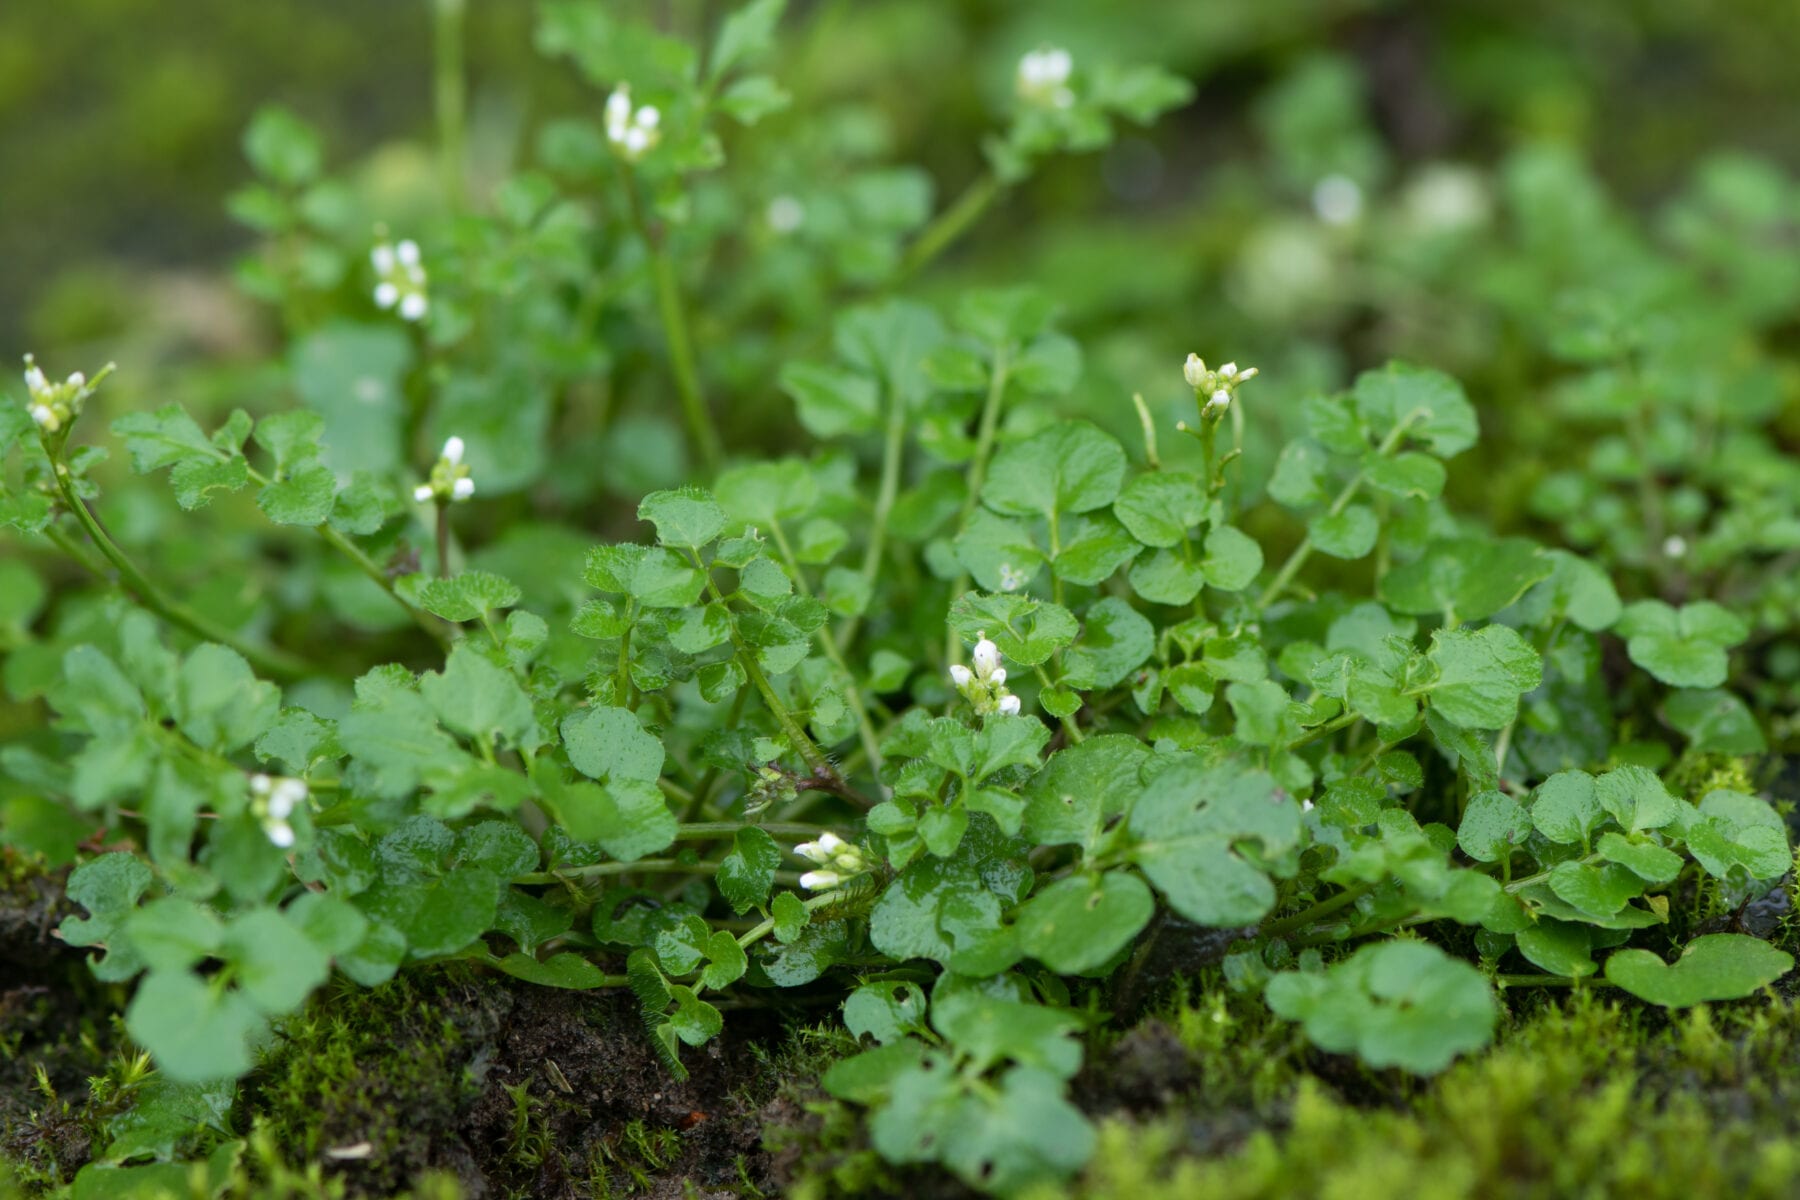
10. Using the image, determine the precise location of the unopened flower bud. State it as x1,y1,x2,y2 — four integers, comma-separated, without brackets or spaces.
1184,353,1206,389
799,870,841,892
949,663,974,689
972,636,1001,680
997,694,1022,717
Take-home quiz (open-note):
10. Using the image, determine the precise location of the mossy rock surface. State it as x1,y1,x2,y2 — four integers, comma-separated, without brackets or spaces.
9,847,1800,1199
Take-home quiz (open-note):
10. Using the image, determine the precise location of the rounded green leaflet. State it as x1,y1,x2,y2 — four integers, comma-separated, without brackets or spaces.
1266,940,1497,1074
1201,524,1264,591
1113,471,1207,547
1308,505,1379,560
1604,934,1793,1007
637,485,726,549
493,951,611,989
1456,789,1531,863
561,705,665,783
1514,920,1599,978
982,421,1126,520
125,970,261,1083
1016,872,1155,974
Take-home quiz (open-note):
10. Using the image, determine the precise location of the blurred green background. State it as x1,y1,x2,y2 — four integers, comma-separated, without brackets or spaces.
8,0,1800,356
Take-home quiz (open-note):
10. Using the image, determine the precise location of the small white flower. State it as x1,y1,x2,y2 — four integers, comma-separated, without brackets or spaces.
949,663,974,689
606,87,632,140
249,773,273,796
29,404,57,431
997,694,1022,717
766,195,804,234
23,361,48,396
372,237,429,320
1312,174,1364,226
989,667,1006,687
267,779,308,820
607,85,663,162
1302,798,1316,813
1017,46,1075,108
66,371,85,389
1207,389,1231,414
816,832,846,855
266,821,296,849
794,840,826,863
1664,535,1688,559
418,435,474,503
800,870,842,892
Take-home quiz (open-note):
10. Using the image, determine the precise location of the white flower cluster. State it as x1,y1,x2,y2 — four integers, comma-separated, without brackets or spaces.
1183,355,1259,418
414,436,475,504
795,832,868,892
606,86,661,162
950,633,1023,717
372,239,429,322
22,355,104,435
249,773,308,849
1016,46,1074,109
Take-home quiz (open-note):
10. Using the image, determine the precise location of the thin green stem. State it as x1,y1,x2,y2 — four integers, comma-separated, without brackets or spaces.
672,821,827,841
1033,665,1084,744
432,0,468,211
248,465,451,649
945,346,1013,666
899,171,1003,280
1504,851,1602,895
1494,974,1614,989
735,888,860,952
836,363,908,654
770,518,885,781
623,169,722,474
46,451,309,680
1261,881,1378,939
692,551,835,778
1257,417,1414,610
1286,711,1360,751
514,858,805,886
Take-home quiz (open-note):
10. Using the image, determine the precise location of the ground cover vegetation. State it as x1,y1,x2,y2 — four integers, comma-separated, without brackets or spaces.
4,1,1800,1196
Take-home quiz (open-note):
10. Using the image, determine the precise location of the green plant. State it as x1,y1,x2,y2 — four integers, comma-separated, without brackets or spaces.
3,2,1796,1197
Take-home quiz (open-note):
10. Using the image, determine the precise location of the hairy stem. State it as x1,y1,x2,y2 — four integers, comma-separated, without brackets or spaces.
899,171,1003,280
945,345,1013,665
432,0,467,211
835,365,907,653
46,452,309,680
1257,416,1415,609
770,518,886,781
623,170,723,474
1260,880,1378,939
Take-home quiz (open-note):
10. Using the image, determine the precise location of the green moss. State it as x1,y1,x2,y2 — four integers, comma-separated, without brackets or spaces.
1046,991,1800,1199
247,971,490,1197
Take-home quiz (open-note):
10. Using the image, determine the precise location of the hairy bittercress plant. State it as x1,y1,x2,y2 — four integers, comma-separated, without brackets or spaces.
1,3,1792,1196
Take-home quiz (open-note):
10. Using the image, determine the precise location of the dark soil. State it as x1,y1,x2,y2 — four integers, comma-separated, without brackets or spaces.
0,858,116,1185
